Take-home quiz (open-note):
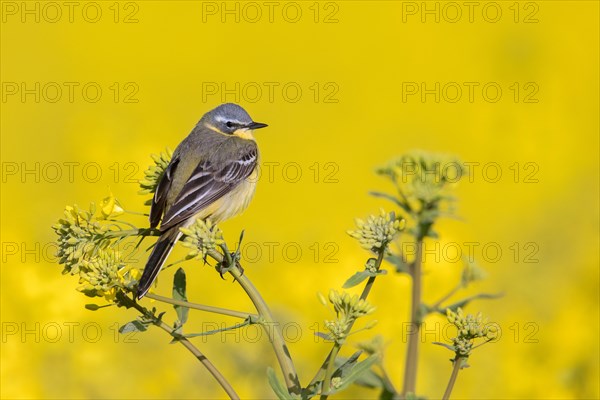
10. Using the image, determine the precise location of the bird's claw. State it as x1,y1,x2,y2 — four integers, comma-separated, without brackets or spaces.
216,251,244,280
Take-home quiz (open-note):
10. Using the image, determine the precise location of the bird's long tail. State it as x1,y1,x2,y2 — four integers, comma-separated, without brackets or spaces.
136,228,182,299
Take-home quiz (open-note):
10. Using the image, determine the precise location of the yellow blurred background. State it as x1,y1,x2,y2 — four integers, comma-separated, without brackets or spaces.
1,1,598,398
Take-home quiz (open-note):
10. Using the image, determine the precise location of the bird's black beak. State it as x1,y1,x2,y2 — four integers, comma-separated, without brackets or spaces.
247,121,268,130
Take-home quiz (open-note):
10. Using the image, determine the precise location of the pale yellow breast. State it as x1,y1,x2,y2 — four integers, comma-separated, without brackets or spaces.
195,168,258,223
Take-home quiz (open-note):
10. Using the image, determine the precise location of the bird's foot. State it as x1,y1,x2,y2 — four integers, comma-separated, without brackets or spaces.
216,230,245,279
216,250,244,279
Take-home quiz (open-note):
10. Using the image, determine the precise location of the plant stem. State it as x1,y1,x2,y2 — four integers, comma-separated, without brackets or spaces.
145,292,256,320
442,357,465,400
105,227,161,238
154,319,239,399
319,343,341,399
402,239,423,396
207,249,301,395
360,250,386,301
308,249,386,389
431,284,461,310
118,293,239,399
112,225,297,394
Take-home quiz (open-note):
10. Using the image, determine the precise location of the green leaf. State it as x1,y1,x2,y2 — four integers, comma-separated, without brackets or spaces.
353,368,384,388
85,304,101,311
369,191,410,213
314,331,331,341
173,267,188,326
432,341,456,352
443,292,504,313
333,351,362,378
119,320,148,334
330,354,379,393
238,229,245,247
369,191,402,206
267,367,295,400
343,271,370,288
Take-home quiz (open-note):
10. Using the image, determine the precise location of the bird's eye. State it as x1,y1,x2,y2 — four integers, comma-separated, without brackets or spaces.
226,121,234,128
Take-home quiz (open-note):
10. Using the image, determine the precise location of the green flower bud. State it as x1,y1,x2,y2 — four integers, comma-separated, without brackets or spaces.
76,249,139,302
180,218,225,260
53,204,111,275
139,149,173,197
347,209,403,253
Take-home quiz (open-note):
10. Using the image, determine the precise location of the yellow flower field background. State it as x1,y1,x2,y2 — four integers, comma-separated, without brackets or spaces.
1,1,598,399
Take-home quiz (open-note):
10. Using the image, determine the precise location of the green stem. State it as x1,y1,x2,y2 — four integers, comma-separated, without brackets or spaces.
144,292,256,320
431,284,461,310
319,343,341,399
156,320,239,399
117,228,300,393
123,210,149,217
395,187,412,213
118,293,239,399
441,292,504,313
402,239,423,397
360,249,386,301
442,357,465,400
208,249,301,395
308,249,386,389
105,227,161,238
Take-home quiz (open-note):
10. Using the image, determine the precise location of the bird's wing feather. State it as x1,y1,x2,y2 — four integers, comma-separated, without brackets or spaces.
159,147,258,230
150,156,180,228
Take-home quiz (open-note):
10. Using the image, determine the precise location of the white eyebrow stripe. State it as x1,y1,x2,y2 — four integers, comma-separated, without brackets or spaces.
214,115,244,125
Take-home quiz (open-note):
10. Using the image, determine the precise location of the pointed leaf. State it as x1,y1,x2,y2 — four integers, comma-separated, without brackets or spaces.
432,341,456,352
353,369,385,389
443,292,504,313
333,351,362,378
314,331,332,341
85,304,101,311
369,191,409,212
173,268,188,325
238,229,245,247
119,320,148,334
343,271,370,288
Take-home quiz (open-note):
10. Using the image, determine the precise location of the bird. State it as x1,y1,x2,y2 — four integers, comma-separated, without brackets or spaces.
136,103,268,299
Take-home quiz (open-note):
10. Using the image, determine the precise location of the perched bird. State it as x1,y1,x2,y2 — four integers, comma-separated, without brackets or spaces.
136,103,268,299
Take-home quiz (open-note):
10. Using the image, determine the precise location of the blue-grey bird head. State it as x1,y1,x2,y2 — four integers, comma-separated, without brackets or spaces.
200,103,268,135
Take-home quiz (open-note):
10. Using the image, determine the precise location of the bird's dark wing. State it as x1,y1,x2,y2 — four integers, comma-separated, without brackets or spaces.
159,147,258,230
149,156,180,228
